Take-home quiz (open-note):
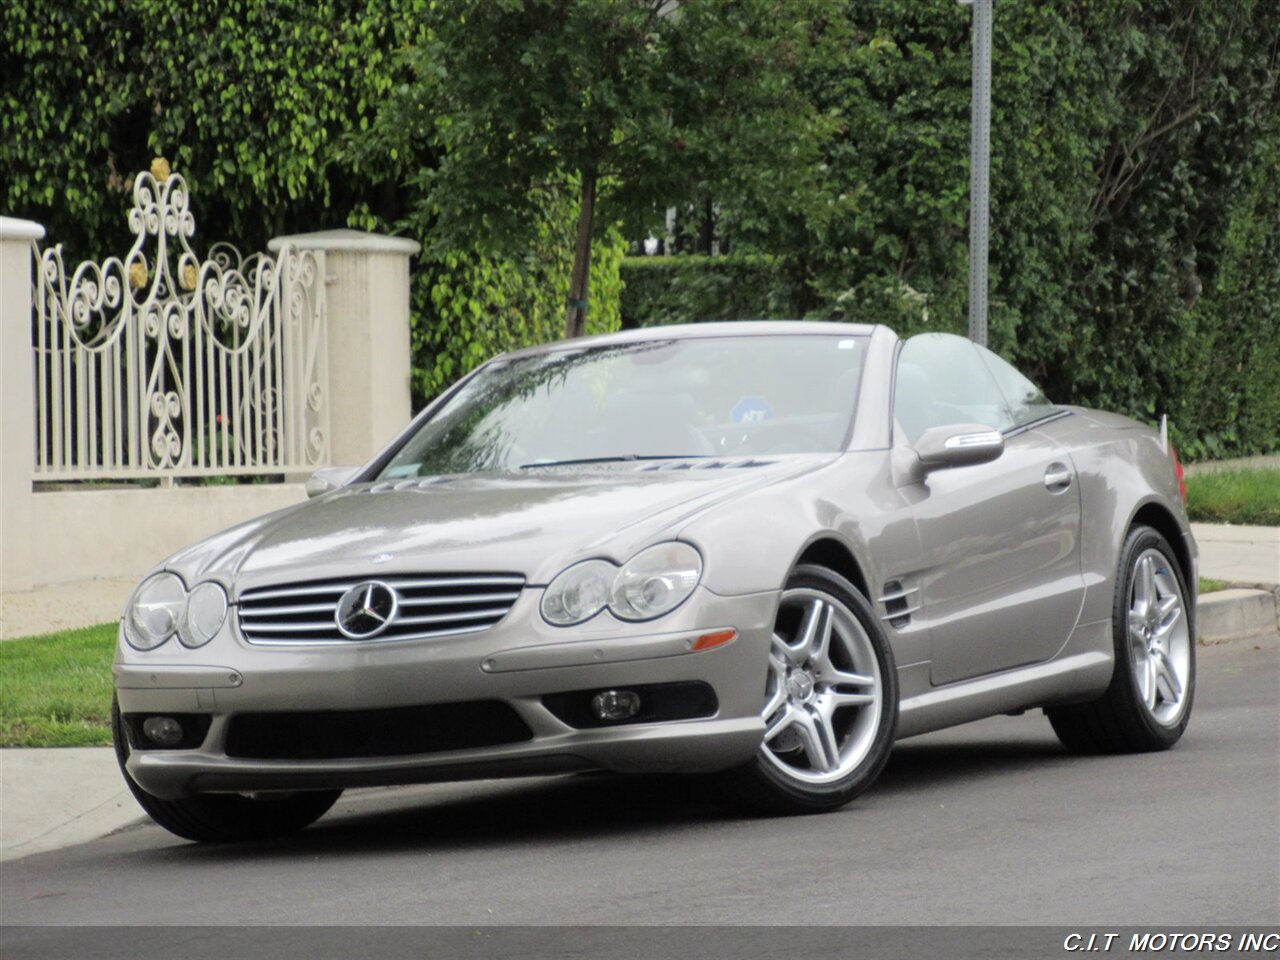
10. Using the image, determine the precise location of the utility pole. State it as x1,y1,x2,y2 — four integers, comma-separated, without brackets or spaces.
962,0,993,347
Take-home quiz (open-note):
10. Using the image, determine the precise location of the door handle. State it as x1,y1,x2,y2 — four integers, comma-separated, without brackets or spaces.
1044,463,1072,492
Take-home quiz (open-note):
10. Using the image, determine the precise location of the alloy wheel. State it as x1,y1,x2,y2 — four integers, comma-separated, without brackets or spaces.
1127,548,1192,726
760,588,883,785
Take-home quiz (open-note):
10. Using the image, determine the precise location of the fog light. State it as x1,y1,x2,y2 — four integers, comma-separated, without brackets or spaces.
142,716,184,747
591,689,642,722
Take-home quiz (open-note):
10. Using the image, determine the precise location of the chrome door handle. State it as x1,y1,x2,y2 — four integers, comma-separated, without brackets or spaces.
1044,463,1072,492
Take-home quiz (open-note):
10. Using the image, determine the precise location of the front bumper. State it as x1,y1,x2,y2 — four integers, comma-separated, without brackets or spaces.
115,587,776,799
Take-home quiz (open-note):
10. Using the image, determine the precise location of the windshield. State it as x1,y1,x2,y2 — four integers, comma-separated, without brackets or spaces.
378,334,867,478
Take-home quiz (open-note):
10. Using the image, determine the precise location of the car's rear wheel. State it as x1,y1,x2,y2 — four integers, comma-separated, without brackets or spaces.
1047,524,1195,753
722,564,898,814
112,697,341,843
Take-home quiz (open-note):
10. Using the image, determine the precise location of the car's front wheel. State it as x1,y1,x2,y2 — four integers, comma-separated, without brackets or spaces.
1047,524,1195,753
112,697,341,843
723,564,898,814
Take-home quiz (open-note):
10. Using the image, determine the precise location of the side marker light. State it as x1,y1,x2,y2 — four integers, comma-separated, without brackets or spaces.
692,629,737,652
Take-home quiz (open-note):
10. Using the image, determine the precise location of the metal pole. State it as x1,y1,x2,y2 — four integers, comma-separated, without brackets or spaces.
964,0,993,347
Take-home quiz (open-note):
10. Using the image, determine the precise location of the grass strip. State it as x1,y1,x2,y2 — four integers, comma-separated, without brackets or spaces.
1185,468,1280,526
0,623,116,747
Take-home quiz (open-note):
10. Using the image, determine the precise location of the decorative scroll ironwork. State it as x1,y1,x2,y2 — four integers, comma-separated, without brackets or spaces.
32,167,329,479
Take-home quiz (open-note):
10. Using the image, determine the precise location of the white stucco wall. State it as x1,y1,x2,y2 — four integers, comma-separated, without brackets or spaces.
28,483,307,586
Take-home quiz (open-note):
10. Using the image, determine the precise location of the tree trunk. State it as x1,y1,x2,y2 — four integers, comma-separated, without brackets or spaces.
564,167,597,339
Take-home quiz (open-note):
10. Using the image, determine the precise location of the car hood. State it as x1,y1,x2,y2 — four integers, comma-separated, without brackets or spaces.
165,457,837,594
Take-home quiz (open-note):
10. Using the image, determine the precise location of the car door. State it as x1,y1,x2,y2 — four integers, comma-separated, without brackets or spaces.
893,334,1084,686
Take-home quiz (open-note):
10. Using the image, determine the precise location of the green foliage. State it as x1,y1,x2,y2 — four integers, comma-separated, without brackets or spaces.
371,0,827,337
395,0,824,249
3,1,1276,452
620,256,801,328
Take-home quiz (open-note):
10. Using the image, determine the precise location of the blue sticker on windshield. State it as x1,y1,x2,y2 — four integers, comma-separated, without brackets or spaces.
732,396,774,424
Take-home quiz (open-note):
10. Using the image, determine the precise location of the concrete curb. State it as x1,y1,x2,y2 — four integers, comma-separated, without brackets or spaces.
1198,587,1280,644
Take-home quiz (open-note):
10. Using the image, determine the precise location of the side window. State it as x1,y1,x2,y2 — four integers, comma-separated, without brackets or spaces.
893,333,1014,444
974,344,1058,428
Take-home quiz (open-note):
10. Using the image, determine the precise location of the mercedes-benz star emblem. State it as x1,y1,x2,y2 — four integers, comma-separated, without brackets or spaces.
335,581,398,639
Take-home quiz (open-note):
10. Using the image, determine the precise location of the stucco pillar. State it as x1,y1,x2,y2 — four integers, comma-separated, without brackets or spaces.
0,217,43,593
268,229,419,468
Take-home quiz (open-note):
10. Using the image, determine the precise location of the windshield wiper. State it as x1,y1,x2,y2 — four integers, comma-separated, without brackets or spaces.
518,455,707,469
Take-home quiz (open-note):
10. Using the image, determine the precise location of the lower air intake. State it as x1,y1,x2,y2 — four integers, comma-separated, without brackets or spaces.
224,701,533,760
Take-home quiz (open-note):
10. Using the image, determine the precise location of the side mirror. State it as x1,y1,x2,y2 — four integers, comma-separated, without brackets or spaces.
914,424,1004,472
305,465,360,498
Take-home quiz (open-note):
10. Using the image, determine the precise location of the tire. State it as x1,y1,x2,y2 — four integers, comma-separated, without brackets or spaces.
112,697,341,843
1047,524,1195,754
721,564,898,814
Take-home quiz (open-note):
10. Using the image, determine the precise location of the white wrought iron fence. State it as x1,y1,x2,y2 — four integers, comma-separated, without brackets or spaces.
31,165,329,480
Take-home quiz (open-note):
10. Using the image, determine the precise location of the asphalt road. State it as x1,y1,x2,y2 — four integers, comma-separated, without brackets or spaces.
5,634,1277,929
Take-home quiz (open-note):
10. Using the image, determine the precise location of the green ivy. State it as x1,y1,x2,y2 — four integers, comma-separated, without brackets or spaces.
413,222,624,406
1,0,621,414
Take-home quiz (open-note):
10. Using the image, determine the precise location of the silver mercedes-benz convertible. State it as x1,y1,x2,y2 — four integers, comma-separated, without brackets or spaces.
113,322,1197,842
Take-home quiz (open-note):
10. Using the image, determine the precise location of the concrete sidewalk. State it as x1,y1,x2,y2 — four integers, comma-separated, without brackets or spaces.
1,748,144,862
1192,523,1280,587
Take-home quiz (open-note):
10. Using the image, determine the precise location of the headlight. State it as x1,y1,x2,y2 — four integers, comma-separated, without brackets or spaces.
541,542,703,626
124,573,186,650
541,559,617,625
178,581,228,648
610,542,702,621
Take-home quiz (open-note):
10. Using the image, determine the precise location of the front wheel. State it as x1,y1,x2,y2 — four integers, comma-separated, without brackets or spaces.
721,564,898,814
112,697,341,843
1047,524,1195,753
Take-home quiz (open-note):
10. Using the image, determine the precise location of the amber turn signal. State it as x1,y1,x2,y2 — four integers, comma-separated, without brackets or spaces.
692,628,737,651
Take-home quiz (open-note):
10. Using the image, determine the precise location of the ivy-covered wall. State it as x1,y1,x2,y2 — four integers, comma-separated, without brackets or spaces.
0,0,622,412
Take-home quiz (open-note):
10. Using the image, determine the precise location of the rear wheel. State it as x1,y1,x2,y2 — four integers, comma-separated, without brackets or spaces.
1047,524,1195,753
722,564,898,814
112,697,341,843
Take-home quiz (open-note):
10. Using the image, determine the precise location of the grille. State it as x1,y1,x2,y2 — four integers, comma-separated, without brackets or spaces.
237,573,525,645
224,701,533,760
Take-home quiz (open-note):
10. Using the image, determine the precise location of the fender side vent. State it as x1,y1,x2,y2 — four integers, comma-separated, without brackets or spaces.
878,579,919,629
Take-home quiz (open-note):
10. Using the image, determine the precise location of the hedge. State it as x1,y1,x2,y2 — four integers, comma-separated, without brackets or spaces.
620,255,802,328
717,0,1280,461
